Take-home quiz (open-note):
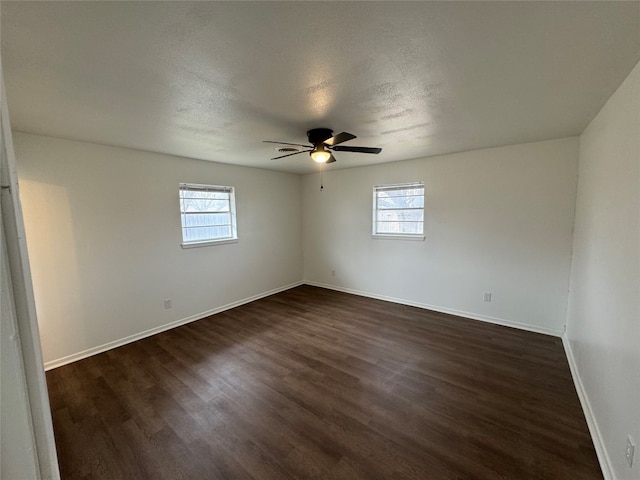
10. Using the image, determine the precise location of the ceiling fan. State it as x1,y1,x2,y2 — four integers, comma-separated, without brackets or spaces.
264,128,382,164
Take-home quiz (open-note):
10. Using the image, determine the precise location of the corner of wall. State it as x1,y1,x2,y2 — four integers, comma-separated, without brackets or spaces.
561,334,615,480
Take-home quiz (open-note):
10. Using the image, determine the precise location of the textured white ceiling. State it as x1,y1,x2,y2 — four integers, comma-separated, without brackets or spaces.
2,1,639,174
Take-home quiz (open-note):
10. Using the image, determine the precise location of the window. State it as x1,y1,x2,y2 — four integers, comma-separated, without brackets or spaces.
179,183,237,247
372,182,425,239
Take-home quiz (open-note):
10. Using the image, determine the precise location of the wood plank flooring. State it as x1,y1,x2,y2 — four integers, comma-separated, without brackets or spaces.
46,285,602,479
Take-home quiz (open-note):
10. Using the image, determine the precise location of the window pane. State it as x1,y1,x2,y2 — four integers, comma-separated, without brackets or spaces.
179,184,237,244
377,194,424,209
373,183,424,237
183,225,232,242
180,190,229,200
377,186,423,196
182,213,231,228
377,210,424,222
181,197,230,213
376,221,423,234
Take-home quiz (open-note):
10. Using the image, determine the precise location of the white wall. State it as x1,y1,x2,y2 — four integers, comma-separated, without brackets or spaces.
303,138,579,335
14,133,303,367
565,61,640,480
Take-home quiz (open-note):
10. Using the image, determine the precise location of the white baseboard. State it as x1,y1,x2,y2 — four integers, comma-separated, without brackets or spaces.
44,281,303,371
304,281,563,337
562,334,614,480
45,279,562,366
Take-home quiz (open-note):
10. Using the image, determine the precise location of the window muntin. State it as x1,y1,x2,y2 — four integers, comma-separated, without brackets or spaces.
373,182,424,238
179,184,237,245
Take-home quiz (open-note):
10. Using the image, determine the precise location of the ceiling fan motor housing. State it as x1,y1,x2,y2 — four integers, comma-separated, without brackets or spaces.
307,128,333,145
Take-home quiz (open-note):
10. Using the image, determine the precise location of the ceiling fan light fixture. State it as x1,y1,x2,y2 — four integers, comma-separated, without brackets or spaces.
310,148,331,163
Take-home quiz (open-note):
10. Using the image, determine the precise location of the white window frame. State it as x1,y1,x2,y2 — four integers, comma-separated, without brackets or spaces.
372,182,425,241
179,183,238,248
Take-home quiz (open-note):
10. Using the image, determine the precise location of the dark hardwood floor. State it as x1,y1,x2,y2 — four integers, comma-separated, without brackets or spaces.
46,285,602,479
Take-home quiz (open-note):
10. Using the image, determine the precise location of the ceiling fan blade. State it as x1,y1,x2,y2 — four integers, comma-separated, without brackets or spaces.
270,150,311,160
263,140,310,148
324,132,356,146
326,154,337,164
332,145,382,154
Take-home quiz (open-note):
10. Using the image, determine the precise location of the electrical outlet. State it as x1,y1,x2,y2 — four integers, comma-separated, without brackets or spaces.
483,292,492,302
164,299,172,309
331,270,336,277
626,435,635,468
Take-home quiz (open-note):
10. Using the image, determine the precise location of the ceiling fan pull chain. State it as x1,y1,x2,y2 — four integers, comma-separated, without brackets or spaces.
320,164,324,191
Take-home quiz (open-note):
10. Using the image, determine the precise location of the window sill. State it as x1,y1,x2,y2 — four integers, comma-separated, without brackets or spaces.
371,234,425,241
181,238,238,249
